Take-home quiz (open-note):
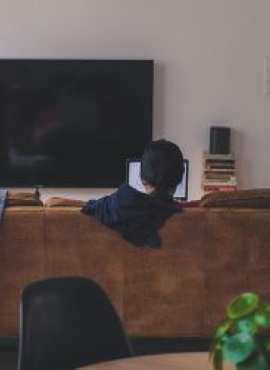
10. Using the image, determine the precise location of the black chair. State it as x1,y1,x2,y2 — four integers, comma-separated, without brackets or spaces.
18,276,133,370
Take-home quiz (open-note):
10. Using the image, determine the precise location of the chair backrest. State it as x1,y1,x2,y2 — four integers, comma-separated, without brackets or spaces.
18,276,133,370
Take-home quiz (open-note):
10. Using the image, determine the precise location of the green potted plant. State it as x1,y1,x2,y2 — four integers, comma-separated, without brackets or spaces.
210,292,270,370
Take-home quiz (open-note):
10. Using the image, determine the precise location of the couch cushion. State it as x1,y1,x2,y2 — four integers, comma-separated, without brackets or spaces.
7,191,43,207
181,200,200,208
45,197,86,208
200,189,270,208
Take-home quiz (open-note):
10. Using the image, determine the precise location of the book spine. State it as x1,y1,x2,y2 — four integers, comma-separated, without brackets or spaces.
203,185,237,192
203,182,237,186
203,176,237,182
204,169,236,174
203,152,235,160
205,159,235,165
205,165,235,170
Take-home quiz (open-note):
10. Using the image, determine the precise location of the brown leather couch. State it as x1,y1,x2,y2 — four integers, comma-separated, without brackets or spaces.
1,204,270,339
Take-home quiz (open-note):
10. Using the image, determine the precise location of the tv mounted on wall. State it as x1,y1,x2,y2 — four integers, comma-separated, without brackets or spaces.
0,59,153,188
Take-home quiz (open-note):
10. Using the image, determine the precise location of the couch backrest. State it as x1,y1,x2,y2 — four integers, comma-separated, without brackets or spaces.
1,206,270,338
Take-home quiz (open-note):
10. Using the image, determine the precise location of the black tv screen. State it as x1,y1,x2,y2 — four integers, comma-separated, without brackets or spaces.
0,59,153,187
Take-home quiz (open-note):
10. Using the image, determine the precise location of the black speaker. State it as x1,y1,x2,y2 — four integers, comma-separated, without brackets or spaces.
210,126,230,154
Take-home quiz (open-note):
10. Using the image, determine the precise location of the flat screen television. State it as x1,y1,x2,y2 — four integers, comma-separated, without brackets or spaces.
0,59,153,187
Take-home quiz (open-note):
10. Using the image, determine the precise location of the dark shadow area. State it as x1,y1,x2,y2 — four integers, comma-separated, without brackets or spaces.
0,336,210,370
0,349,17,370
131,337,211,355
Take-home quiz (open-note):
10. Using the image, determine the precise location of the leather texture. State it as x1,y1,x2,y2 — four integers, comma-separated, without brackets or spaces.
7,191,43,206
200,188,270,208
1,207,270,338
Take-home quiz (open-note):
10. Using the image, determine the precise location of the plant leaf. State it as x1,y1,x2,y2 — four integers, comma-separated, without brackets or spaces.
237,317,257,334
215,318,233,338
227,293,260,319
213,348,223,370
223,333,255,364
236,353,267,370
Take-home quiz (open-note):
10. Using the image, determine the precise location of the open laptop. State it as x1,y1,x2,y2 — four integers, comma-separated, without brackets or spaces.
126,159,189,200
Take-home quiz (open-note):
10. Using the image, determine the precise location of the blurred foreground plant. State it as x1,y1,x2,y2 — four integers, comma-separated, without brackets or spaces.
210,292,270,370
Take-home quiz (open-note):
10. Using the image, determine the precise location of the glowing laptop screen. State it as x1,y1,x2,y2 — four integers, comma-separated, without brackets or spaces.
126,159,188,200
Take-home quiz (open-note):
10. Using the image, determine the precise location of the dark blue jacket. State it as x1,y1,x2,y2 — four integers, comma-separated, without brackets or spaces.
82,183,182,247
0,190,7,229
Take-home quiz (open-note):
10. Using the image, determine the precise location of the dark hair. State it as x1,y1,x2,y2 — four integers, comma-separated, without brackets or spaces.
140,139,184,193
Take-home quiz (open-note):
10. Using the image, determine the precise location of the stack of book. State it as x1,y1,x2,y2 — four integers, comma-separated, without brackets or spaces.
202,152,237,193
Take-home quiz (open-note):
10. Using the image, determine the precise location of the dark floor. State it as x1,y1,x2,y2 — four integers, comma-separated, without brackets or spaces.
0,337,210,370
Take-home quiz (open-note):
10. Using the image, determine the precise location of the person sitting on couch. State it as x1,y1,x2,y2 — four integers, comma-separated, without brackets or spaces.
82,139,185,247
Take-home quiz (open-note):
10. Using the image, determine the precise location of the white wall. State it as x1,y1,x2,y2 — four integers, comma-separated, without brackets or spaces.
1,0,270,200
